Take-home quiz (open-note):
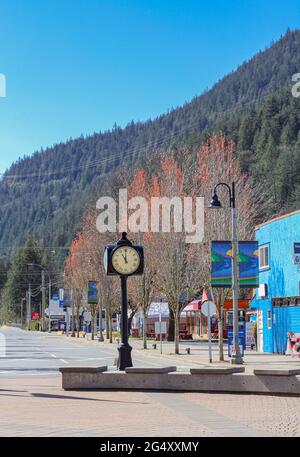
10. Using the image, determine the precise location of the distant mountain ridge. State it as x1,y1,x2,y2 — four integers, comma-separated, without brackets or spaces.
0,29,300,257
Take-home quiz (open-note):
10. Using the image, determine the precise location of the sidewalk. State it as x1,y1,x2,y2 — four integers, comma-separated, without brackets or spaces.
1,373,300,436
53,331,300,374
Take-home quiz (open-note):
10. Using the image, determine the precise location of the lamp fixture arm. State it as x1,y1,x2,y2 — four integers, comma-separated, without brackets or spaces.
213,182,236,208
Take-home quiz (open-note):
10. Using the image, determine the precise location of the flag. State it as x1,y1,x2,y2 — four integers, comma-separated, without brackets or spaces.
202,288,210,304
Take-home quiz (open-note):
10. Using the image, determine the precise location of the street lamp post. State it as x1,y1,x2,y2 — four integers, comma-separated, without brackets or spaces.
209,181,243,365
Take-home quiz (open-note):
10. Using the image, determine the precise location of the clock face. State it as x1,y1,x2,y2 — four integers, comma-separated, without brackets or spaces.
111,246,141,275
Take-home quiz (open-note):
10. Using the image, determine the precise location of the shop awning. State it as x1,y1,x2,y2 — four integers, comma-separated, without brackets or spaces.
183,300,201,312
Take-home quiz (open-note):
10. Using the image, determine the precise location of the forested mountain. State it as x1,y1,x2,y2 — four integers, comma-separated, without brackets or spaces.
0,29,300,258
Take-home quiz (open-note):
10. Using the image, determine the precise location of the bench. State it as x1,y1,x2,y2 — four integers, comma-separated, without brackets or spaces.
59,365,300,394
59,366,108,374
190,367,245,375
254,369,300,376
125,366,176,374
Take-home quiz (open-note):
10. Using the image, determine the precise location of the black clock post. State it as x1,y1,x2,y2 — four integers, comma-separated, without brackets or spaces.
117,233,132,370
119,273,132,370
104,232,144,371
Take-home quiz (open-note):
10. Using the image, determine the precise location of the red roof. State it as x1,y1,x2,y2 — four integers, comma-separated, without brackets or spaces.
183,300,201,312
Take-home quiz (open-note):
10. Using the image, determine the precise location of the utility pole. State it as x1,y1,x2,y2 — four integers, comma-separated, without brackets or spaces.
41,270,45,332
21,297,25,327
48,277,52,332
71,289,75,337
26,284,32,325
25,291,28,325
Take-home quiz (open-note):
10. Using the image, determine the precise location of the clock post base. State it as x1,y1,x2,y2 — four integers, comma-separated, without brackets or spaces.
117,343,133,370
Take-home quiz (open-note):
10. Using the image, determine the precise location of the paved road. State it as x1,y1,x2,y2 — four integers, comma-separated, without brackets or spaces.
1,327,300,437
0,327,222,377
0,326,119,377
1,326,298,377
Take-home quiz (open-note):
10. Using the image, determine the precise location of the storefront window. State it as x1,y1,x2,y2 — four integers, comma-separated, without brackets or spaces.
267,310,272,329
259,245,269,269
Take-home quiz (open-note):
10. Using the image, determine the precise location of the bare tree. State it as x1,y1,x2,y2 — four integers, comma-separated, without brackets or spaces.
194,135,268,360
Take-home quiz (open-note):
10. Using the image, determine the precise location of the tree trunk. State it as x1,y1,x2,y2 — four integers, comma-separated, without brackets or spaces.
76,302,80,338
106,308,110,340
143,312,147,349
91,315,94,341
98,301,104,341
168,308,175,341
174,312,179,354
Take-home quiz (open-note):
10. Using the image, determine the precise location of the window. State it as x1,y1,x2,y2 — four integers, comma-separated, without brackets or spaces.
259,245,269,269
267,310,272,329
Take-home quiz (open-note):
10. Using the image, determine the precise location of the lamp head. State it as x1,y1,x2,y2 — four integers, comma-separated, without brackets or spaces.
209,192,222,208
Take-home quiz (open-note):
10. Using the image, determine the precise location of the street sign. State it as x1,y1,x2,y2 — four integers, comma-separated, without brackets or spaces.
83,311,92,322
155,321,167,335
48,299,65,317
59,288,64,308
211,240,259,287
293,243,300,264
201,301,217,317
88,280,98,305
63,289,73,307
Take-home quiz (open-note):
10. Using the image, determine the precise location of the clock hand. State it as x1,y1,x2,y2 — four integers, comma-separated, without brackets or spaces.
121,253,128,264
124,249,128,263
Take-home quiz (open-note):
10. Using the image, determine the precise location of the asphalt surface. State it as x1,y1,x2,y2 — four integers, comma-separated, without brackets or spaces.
0,327,139,377
0,327,220,378
1,327,299,379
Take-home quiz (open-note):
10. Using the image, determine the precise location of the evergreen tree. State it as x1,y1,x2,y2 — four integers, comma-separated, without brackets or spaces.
1,237,44,319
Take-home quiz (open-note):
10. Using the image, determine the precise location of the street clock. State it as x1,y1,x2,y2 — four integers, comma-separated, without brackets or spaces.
104,233,144,277
112,245,141,275
103,232,144,370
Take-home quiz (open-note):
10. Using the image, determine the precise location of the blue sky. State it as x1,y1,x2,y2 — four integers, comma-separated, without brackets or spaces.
0,0,299,174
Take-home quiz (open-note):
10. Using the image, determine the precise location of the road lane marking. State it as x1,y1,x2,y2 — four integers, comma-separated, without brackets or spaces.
59,359,69,364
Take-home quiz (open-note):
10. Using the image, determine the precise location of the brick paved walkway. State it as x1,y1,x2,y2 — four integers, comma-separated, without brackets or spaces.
1,375,300,437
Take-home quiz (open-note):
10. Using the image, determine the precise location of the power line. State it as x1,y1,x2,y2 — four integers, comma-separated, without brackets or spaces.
0,118,204,182
0,92,263,184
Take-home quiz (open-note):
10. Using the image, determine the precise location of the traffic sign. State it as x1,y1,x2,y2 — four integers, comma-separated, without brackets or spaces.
201,300,216,364
201,301,216,317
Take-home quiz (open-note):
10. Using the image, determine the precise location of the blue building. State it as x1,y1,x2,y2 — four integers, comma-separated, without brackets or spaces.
250,210,300,353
